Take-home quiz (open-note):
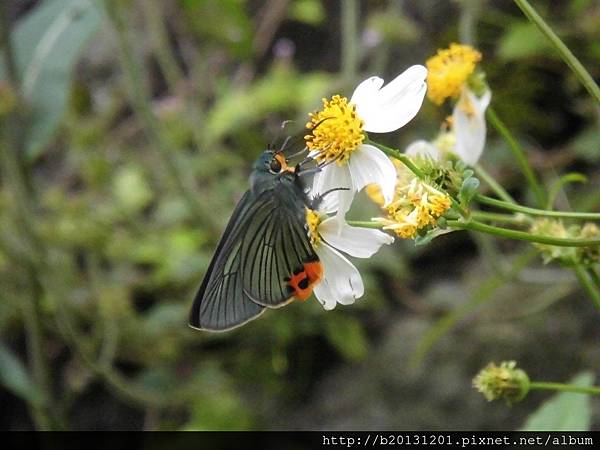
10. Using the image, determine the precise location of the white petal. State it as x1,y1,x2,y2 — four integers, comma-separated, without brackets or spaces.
348,144,397,205
313,243,364,309
349,76,384,111
311,163,352,215
453,88,491,165
405,139,441,160
319,217,394,258
352,65,428,133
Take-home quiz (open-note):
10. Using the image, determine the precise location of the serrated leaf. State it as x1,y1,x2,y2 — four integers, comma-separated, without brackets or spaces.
0,0,101,158
0,343,45,406
520,372,593,431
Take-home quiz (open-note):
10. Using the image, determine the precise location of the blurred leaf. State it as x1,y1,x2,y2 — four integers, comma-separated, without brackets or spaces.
112,166,153,214
180,0,252,59
497,21,552,61
205,66,332,143
0,343,45,406
290,0,325,25
0,0,101,158
183,362,253,430
520,372,593,431
571,126,600,163
325,315,368,362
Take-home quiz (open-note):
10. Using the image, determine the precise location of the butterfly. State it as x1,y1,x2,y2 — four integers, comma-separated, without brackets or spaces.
189,148,324,331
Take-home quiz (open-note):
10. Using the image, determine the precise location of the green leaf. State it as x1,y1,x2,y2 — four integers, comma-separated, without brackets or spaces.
497,21,553,61
459,176,480,206
520,372,594,431
0,343,45,406
325,315,368,362
0,0,101,158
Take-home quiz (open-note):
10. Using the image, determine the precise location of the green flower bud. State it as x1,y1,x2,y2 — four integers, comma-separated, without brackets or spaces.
473,361,530,405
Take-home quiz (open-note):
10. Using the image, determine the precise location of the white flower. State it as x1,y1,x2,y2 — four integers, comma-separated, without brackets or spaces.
405,87,491,166
453,87,491,165
306,207,394,310
306,65,428,217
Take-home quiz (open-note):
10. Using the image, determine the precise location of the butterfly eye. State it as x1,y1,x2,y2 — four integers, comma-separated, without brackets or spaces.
269,158,282,173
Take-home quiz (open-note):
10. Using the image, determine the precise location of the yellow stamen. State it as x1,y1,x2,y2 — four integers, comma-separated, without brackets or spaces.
375,165,451,239
305,208,322,247
426,43,482,105
305,95,364,165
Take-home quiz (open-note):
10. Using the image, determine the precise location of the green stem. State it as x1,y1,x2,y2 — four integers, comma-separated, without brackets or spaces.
447,219,600,247
513,0,600,105
369,141,470,217
486,106,546,207
341,0,359,84
474,164,516,204
476,194,600,220
471,210,530,225
529,381,600,396
0,4,55,430
573,265,600,311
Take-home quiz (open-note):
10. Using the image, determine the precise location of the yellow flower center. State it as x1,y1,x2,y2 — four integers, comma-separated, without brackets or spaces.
426,43,481,105
305,95,364,165
374,168,451,239
305,208,322,248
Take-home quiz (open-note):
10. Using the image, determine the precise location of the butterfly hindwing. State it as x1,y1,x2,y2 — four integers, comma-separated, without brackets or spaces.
189,184,318,331
241,187,318,307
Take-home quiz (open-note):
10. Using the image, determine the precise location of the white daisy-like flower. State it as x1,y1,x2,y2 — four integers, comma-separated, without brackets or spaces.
305,204,394,310
305,65,428,217
453,87,491,165
405,87,491,166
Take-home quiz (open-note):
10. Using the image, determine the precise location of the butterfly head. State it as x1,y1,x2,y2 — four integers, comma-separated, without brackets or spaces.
253,150,294,175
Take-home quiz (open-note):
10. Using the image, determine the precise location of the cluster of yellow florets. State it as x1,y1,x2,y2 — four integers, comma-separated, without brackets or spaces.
370,165,451,239
305,208,322,248
305,95,365,164
426,43,481,105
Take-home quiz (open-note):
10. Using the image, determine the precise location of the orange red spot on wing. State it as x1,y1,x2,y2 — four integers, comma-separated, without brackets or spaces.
286,261,323,301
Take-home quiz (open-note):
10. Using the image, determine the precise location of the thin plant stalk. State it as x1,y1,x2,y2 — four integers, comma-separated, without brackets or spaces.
574,265,600,311
0,4,55,429
341,0,359,84
447,219,600,247
486,106,546,207
476,194,600,220
513,0,600,105
474,163,516,204
529,381,600,396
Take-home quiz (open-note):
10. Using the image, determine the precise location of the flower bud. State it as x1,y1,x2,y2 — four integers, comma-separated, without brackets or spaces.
473,361,530,405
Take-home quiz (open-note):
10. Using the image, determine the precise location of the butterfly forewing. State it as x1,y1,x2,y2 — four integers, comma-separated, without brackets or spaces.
240,190,317,307
190,185,317,331
190,191,266,331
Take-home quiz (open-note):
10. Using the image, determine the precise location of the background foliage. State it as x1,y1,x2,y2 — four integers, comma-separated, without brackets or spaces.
0,0,599,430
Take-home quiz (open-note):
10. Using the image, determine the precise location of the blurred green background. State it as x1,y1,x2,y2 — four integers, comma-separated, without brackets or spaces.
1,0,599,430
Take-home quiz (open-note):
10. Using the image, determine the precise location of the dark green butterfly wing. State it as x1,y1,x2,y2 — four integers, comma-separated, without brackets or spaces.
240,187,317,307
189,185,317,331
